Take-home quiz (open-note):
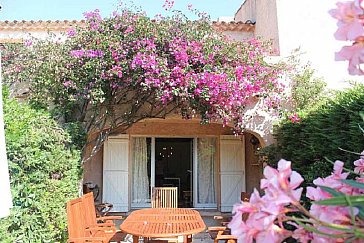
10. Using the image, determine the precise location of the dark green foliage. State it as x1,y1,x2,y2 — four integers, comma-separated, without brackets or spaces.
264,84,364,184
0,90,81,242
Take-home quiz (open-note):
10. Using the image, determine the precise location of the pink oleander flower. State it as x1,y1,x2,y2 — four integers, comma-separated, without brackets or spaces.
329,1,364,41
354,0,364,9
229,160,304,243
335,41,364,75
290,223,313,243
354,150,364,174
261,159,304,203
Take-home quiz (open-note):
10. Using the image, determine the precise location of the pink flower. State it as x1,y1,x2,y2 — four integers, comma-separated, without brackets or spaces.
290,223,313,243
67,28,76,37
70,50,85,58
354,150,364,174
24,39,32,47
354,0,364,9
329,1,364,41
288,113,301,123
261,159,304,203
63,80,76,88
124,26,134,34
335,41,364,75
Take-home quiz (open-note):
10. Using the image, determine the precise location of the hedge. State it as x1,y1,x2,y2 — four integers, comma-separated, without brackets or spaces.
0,90,81,242
264,84,364,183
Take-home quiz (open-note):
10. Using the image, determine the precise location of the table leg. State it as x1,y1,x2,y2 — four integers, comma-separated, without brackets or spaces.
133,235,139,243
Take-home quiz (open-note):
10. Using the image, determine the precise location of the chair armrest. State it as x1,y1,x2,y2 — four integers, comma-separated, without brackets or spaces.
98,215,123,221
216,235,238,240
208,226,227,231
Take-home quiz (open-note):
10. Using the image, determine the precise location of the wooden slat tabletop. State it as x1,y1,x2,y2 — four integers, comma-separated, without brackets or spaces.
120,208,206,238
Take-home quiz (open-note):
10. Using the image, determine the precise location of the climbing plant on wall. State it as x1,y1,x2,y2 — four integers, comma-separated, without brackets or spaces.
2,6,287,160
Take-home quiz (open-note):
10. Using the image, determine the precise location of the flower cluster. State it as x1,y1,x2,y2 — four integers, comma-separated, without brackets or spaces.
288,113,301,123
229,155,364,243
330,0,364,75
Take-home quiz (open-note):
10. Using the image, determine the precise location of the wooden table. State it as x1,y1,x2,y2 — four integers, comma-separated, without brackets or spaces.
120,208,206,243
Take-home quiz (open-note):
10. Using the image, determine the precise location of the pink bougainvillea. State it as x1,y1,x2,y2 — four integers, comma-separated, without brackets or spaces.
3,7,286,134
288,113,301,123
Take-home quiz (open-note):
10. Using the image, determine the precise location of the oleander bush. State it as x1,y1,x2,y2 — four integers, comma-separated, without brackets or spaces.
0,89,81,242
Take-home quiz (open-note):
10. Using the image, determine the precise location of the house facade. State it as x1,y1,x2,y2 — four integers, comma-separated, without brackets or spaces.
1,16,272,213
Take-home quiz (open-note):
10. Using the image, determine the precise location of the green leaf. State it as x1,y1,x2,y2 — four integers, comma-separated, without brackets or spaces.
314,195,364,206
341,180,364,190
293,218,351,238
318,185,345,197
357,205,364,220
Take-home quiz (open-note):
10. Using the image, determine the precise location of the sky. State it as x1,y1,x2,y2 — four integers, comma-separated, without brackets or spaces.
0,0,244,21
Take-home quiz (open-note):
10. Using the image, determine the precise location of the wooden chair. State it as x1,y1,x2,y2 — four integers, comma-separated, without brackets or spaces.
81,192,125,243
151,187,178,208
149,187,180,242
66,197,107,243
207,226,237,243
207,192,251,243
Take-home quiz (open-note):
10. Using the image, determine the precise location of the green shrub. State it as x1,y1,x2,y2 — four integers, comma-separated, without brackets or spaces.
0,91,81,242
263,84,364,183
290,65,326,111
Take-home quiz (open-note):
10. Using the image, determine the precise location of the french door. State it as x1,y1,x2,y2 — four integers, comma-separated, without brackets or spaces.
131,136,217,209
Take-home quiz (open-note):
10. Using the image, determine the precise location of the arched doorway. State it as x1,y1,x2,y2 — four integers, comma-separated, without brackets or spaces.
244,132,264,193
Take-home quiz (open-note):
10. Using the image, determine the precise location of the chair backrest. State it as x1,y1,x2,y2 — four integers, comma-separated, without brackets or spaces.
81,192,98,228
66,197,88,238
151,187,178,208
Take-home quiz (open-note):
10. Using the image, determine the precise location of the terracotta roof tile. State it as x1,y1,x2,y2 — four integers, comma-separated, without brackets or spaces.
0,20,254,32
0,20,85,31
212,21,255,32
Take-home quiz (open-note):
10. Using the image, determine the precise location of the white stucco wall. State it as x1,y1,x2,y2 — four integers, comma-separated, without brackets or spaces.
275,0,363,89
223,30,254,41
235,0,280,54
234,0,256,22
0,30,65,42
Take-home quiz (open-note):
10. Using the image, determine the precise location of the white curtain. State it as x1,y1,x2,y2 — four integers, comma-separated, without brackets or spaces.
197,138,216,204
0,52,12,218
132,137,149,203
